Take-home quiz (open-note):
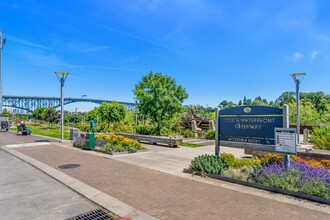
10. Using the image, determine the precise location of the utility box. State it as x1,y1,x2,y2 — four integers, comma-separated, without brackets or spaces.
70,129,79,140
87,132,95,149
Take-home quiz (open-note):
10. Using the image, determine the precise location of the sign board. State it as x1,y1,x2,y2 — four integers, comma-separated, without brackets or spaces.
275,128,296,155
219,106,283,146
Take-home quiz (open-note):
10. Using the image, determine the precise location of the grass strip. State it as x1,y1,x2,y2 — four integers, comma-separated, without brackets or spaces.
180,142,204,148
10,123,70,140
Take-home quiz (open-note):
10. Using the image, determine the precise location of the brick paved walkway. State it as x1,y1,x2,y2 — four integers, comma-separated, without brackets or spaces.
15,144,330,220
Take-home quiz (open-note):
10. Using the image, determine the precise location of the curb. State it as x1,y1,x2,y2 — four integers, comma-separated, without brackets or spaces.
1,145,158,220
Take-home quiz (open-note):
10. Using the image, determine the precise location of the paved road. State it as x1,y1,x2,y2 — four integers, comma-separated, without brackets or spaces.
0,133,99,220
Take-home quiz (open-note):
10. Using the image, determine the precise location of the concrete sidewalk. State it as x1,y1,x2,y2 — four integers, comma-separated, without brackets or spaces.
4,142,329,220
0,149,99,220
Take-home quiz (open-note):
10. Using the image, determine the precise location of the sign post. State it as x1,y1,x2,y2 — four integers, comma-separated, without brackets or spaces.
275,128,296,169
275,128,297,155
215,107,220,157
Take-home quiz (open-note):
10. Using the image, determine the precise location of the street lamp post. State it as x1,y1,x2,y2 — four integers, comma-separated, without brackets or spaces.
55,72,69,142
81,95,87,123
290,73,306,145
0,28,7,115
135,100,139,127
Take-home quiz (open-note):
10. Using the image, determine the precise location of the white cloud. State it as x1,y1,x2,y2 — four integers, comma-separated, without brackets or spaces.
8,35,49,50
311,51,320,60
23,51,67,67
293,52,303,61
67,42,110,53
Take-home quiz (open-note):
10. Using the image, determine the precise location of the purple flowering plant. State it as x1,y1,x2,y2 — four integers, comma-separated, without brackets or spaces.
251,161,330,199
73,136,88,148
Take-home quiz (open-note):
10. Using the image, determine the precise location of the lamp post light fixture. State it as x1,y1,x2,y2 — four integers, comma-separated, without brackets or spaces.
55,72,69,142
290,72,306,146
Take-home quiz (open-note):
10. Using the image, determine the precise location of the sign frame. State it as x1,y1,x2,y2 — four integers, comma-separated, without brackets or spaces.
219,106,284,146
274,127,297,155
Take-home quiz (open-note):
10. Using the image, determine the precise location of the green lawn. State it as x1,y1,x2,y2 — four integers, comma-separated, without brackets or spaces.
180,142,204,148
11,123,70,140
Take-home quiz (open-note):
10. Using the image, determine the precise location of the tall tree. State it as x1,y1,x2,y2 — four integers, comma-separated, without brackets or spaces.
32,107,47,120
275,92,295,106
44,108,60,126
0,108,11,117
133,72,188,133
98,102,127,123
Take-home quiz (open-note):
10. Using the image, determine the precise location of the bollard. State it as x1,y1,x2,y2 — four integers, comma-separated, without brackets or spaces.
303,128,309,145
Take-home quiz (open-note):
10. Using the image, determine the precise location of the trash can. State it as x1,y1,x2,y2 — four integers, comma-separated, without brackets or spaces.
86,132,95,149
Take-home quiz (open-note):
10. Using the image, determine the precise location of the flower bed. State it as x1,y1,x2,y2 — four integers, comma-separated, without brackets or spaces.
73,133,146,154
185,153,330,202
95,134,145,153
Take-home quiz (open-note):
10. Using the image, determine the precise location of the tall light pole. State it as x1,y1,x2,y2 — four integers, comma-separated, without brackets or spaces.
81,95,87,123
135,100,139,127
55,72,69,142
0,28,7,114
290,73,306,145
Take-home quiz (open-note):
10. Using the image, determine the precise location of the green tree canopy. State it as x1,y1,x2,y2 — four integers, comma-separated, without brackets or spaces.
86,108,98,122
44,108,60,125
32,107,47,120
67,113,83,124
133,71,188,133
98,102,127,123
0,109,11,117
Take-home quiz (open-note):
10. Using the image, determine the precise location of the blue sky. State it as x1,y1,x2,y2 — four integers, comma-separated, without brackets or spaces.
1,0,330,110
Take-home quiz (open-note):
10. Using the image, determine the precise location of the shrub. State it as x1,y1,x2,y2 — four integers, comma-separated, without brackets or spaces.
251,161,330,199
160,127,171,136
310,126,330,150
95,134,144,153
261,153,284,165
190,154,228,175
73,136,88,148
136,125,158,135
221,153,260,168
221,153,235,167
321,160,330,169
222,166,253,181
232,157,261,169
183,129,193,138
111,122,135,133
305,159,324,168
205,129,216,140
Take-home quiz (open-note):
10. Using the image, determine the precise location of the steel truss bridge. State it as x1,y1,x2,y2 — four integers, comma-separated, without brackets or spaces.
2,95,136,112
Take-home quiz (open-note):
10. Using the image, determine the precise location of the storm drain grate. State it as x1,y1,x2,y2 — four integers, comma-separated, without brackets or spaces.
66,208,113,220
58,163,81,169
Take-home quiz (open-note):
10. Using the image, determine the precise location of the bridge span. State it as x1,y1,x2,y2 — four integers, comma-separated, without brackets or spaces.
2,95,136,112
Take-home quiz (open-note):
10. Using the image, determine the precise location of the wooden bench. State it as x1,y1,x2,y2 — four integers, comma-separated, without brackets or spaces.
115,132,183,147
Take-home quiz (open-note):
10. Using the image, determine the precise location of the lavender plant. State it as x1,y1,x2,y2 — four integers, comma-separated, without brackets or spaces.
73,136,88,148
251,161,330,199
